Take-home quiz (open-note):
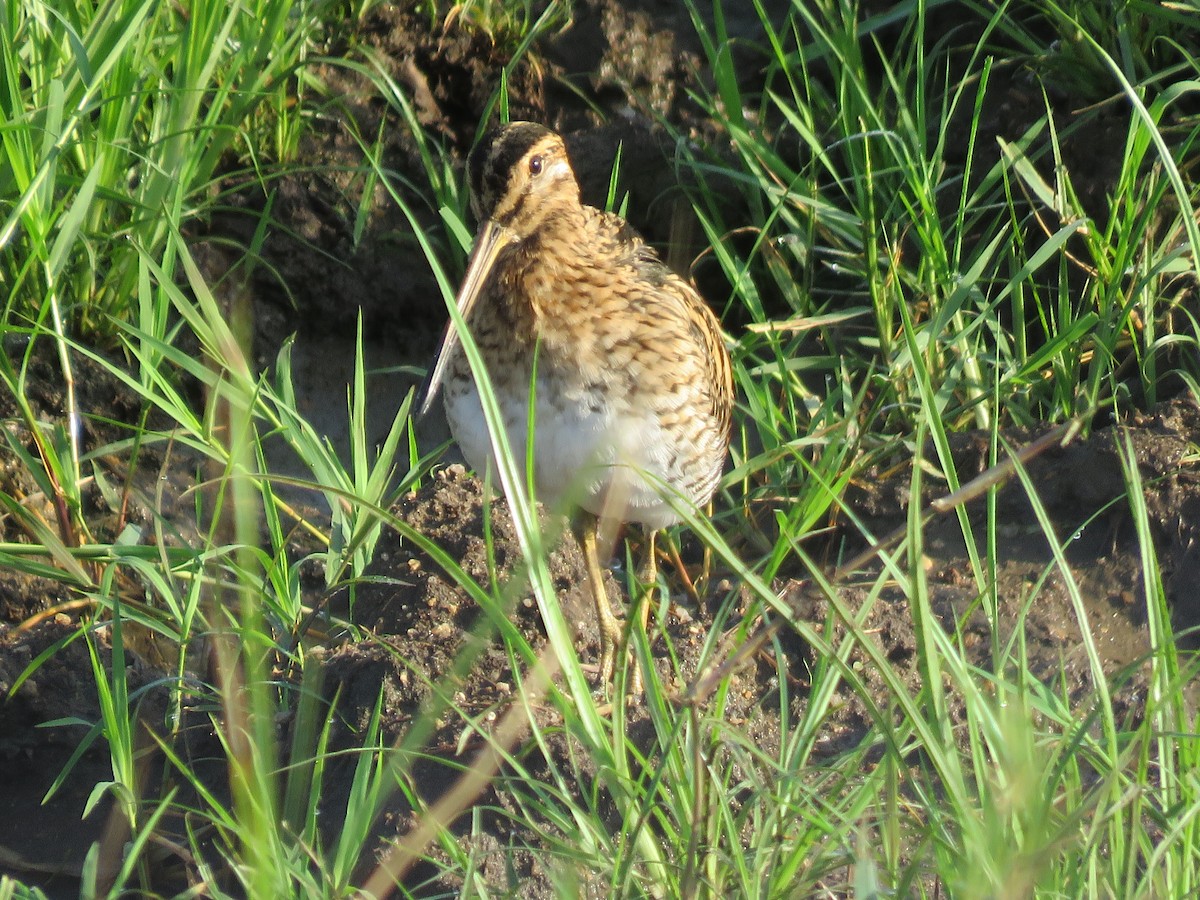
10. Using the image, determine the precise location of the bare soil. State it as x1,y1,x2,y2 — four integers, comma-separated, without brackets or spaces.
2,1,1197,895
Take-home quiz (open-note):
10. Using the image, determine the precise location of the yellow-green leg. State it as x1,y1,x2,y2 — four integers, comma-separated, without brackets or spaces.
575,511,623,683
627,526,659,694
635,526,657,633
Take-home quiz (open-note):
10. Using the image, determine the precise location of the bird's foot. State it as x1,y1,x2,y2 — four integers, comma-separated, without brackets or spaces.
596,615,645,700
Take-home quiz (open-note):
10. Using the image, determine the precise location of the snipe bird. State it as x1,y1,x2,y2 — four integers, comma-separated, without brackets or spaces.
419,122,733,684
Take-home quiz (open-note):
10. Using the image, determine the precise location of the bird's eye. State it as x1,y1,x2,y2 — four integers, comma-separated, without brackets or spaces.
528,155,544,177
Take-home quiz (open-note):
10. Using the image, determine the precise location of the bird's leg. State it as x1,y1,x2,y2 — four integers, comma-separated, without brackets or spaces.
625,526,661,695
634,526,657,632
575,510,623,683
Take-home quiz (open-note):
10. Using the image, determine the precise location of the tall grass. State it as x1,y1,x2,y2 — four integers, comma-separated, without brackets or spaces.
1,0,329,332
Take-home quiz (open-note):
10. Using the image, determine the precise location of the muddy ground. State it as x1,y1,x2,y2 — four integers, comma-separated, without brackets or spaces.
2,1,1198,896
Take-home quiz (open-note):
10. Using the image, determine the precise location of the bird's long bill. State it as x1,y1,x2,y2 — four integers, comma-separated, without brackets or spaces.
417,218,512,419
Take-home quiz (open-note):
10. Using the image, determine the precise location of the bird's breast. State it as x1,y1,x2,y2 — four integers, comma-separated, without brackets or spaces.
443,368,713,529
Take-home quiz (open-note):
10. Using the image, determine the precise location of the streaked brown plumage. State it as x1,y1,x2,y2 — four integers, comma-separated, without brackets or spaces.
420,122,733,685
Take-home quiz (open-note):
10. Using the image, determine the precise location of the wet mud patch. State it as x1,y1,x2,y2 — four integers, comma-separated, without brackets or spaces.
830,398,1200,737
0,618,168,892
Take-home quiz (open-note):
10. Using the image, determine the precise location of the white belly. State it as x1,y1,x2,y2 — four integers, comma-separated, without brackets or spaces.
443,376,681,529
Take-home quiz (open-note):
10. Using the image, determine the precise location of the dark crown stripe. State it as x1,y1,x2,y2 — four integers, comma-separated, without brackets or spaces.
468,122,553,221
